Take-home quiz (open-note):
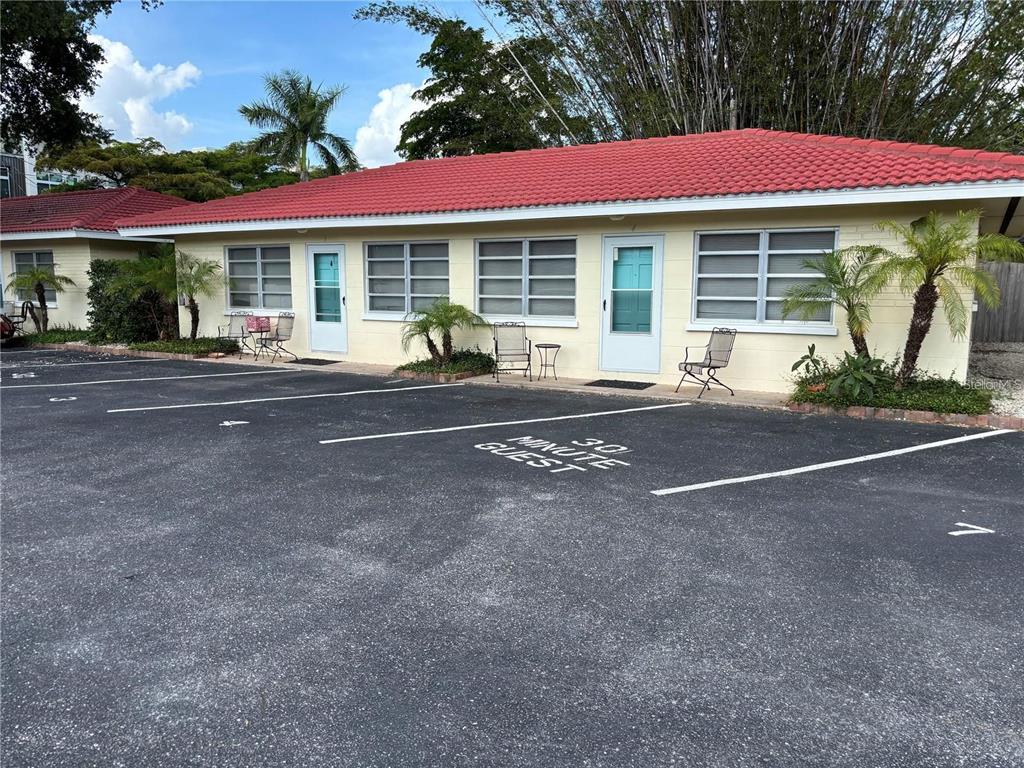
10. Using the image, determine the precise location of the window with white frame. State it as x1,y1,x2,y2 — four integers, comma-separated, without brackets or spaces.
693,229,836,325
12,251,57,303
477,238,576,318
365,242,449,314
0,167,10,198
226,245,292,309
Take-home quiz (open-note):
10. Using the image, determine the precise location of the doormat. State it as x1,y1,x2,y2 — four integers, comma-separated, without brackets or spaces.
289,358,339,366
584,379,655,390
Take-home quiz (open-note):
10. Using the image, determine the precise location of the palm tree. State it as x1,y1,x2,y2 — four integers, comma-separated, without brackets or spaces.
175,250,222,340
5,267,76,332
401,297,485,367
781,248,889,358
872,210,1024,386
239,70,359,182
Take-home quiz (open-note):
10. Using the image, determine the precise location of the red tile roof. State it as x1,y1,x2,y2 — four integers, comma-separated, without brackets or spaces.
1,187,191,235
115,129,1024,230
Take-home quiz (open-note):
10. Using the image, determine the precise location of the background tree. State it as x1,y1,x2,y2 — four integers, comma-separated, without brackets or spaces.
400,297,485,366
782,249,889,358
1,1,158,152
38,140,304,201
239,71,359,181
465,0,1024,151
5,268,76,333
359,4,591,159
871,211,1024,386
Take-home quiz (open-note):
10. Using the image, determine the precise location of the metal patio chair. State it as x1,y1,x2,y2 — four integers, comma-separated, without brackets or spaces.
492,322,532,381
676,327,737,398
256,312,297,363
217,310,253,357
1,301,34,338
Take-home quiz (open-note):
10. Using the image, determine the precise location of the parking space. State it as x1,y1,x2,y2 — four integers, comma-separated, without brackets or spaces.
2,348,1023,766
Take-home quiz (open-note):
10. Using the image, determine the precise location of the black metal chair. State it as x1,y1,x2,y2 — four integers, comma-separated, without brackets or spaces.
1,301,34,337
676,327,737,397
256,312,297,363
492,322,532,381
218,310,253,357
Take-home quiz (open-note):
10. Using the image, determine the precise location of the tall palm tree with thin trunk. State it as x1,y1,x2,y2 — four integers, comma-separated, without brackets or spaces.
239,70,359,181
871,210,1024,387
781,248,889,358
6,267,75,332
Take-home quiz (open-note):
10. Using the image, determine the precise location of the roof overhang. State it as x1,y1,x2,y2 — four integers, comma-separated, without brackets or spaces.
0,228,172,243
114,180,1024,237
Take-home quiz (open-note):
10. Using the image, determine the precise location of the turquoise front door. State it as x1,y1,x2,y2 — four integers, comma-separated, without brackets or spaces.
600,235,663,373
306,244,347,353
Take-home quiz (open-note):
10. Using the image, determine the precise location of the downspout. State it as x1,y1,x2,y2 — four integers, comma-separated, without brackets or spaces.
999,196,1020,235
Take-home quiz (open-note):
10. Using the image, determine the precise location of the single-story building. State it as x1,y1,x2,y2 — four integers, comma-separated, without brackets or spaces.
1,188,191,329
116,130,1024,392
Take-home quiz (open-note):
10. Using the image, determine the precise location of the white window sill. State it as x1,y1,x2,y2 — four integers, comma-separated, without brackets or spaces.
482,315,579,329
223,309,294,317
686,322,838,336
362,312,407,322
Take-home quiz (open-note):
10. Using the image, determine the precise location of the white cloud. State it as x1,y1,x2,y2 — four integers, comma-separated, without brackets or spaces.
354,83,425,168
82,35,201,148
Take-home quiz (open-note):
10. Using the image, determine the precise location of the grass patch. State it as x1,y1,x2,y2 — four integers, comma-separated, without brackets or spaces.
129,337,239,355
396,348,495,376
792,373,992,415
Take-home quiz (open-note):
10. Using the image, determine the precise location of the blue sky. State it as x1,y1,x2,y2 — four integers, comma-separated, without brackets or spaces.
87,1,493,165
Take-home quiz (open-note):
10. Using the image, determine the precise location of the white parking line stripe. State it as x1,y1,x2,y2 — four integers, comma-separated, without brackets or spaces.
0,348,63,354
2,358,164,369
3,369,291,390
107,382,463,413
650,429,1017,496
319,402,691,444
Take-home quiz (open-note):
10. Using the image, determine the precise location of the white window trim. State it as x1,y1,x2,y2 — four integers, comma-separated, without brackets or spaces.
475,236,578,323
10,250,59,308
364,240,449,319
690,226,838,333
224,244,293,312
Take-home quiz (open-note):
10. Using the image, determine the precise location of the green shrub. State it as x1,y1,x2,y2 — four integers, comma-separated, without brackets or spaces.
790,346,992,414
86,259,163,344
129,337,239,355
396,347,494,375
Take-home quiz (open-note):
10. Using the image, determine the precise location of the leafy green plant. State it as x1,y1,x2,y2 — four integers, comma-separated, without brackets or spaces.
870,210,1024,386
4,324,90,346
5,266,76,332
129,337,239,355
85,259,161,344
172,248,222,340
826,352,889,400
396,348,495,376
781,248,888,357
791,344,826,379
400,297,486,367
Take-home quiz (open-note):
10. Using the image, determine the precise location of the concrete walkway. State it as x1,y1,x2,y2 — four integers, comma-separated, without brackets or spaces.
200,352,787,410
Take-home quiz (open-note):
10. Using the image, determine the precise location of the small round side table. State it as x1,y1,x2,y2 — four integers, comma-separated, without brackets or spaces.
535,343,561,380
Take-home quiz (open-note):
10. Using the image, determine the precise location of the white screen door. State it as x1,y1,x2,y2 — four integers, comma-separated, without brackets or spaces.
306,244,347,353
600,235,663,373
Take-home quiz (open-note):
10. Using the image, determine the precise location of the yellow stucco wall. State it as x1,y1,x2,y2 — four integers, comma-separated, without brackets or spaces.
2,237,142,329
167,201,976,393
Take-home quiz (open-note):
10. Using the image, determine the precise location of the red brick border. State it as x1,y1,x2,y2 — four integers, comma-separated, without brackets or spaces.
394,369,478,384
26,342,212,361
787,401,1022,430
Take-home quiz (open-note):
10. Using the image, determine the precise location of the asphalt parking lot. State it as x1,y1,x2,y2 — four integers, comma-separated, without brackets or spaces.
2,347,1023,767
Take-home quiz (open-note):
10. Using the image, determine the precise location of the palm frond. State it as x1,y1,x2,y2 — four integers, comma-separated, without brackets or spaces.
935,276,969,338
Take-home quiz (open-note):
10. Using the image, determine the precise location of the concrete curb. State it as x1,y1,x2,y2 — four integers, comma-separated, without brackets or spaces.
787,401,1023,430
394,369,480,384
